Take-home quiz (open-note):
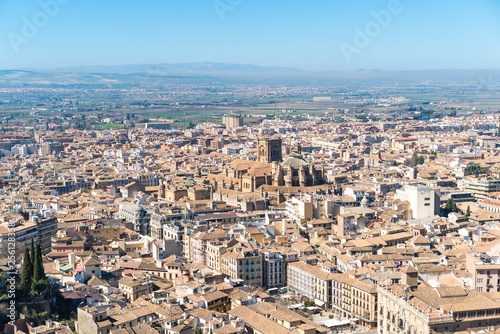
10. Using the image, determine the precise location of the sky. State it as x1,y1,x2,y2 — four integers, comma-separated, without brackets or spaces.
0,0,500,71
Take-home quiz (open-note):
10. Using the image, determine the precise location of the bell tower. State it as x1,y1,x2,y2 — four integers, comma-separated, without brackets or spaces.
257,138,282,163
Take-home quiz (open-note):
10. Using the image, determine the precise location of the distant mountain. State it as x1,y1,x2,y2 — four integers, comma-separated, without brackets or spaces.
0,69,213,85
45,62,303,75
1,67,498,86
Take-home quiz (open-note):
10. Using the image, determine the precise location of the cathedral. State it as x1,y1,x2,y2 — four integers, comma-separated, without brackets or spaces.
207,137,326,194
272,151,325,187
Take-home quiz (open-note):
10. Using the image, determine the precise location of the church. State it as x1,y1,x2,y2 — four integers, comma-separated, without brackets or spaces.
207,137,326,194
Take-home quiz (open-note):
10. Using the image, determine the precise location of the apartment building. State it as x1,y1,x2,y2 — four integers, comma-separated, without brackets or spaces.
286,195,314,223
206,240,229,272
287,260,337,308
223,114,243,129
466,251,500,292
184,229,227,266
221,246,263,286
0,216,38,249
118,276,153,302
462,176,500,199
35,215,58,254
351,279,378,328
262,250,284,289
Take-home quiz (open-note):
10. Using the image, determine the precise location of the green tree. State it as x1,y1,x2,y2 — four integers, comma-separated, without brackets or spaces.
464,163,487,177
411,152,425,167
410,152,419,167
30,239,35,266
31,242,50,296
443,198,460,216
465,205,471,218
33,243,45,282
20,247,32,295
304,299,315,307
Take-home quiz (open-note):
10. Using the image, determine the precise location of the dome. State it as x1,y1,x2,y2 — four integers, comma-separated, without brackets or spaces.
183,177,197,187
281,151,308,167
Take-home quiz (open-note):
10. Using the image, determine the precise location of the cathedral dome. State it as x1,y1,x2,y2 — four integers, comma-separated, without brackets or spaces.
281,155,308,167
281,149,308,167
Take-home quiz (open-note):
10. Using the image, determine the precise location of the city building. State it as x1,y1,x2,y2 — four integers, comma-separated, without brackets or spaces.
395,183,440,219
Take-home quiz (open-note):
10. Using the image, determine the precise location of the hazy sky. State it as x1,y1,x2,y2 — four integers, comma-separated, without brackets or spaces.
1,0,499,71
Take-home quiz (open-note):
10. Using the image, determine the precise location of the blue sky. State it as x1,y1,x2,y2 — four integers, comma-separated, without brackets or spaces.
1,0,499,71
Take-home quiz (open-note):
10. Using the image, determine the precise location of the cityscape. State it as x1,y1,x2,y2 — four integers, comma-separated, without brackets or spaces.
1,1,500,334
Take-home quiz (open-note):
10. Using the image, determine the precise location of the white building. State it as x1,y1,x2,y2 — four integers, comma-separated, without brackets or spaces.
286,195,313,223
115,202,150,236
287,261,336,308
394,183,440,219
11,144,28,155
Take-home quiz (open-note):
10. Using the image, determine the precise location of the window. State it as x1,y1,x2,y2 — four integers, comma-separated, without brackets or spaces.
424,203,430,206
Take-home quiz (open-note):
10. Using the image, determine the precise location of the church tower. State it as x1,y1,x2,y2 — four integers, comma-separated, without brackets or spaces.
257,138,282,163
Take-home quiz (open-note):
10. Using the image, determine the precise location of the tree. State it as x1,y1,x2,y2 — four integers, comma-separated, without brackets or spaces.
465,205,471,218
464,163,487,177
33,243,45,282
304,299,315,307
411,152,424,167
410,152,419,167
30,239,35,266
443,198,460,216
20,247,32,295
31,243,49,296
